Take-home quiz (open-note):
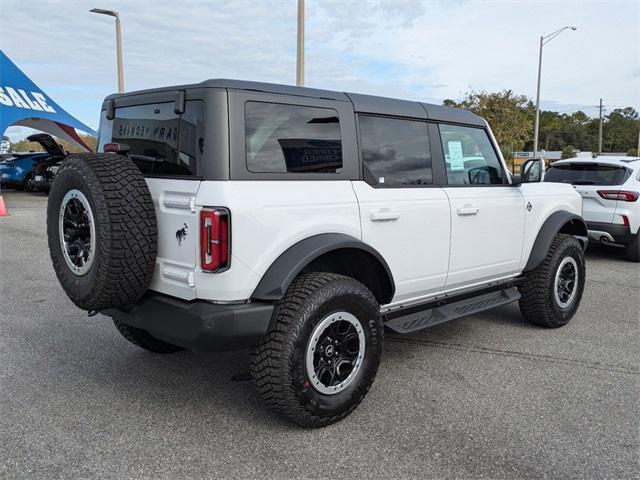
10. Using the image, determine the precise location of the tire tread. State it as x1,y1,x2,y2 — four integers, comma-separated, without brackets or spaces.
250,272,381,428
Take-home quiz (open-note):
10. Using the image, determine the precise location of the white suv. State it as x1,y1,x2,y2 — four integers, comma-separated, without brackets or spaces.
545,156,640,261
46,80,588,427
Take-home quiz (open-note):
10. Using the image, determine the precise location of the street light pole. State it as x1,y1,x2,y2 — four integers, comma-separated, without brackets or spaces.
533,35,543,158
114,14,124,93
296,0,305,87
533,26,576,158
90,8,125,93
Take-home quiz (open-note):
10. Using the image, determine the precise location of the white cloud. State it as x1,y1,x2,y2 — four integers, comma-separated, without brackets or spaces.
1,0,638,138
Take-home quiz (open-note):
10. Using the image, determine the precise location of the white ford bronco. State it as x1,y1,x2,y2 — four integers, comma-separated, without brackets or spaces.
47,80,587,427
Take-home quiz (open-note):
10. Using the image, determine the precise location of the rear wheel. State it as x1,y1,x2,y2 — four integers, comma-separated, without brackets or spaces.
519,234,585,328
625,233,640,262
250,272,383,428
113,319,183,353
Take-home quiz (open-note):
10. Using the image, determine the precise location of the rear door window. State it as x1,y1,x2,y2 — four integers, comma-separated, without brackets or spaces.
245,102,343,173
100,100,205,177
358,115,432,186
545,163,630,185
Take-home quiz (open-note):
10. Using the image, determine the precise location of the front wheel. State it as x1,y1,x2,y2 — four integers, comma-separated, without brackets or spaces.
519,234,586,328
250,272,383,428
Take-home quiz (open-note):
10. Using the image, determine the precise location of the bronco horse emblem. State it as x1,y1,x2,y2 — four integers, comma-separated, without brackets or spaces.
176,223,188,246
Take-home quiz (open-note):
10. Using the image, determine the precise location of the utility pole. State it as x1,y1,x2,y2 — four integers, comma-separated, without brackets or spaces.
598,98,603,156
296,0,305,87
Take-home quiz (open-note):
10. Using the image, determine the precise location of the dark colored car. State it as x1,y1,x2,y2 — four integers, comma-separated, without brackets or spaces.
0,134,66,192
0,151,48,190
30,134,67,193
0,134,65,192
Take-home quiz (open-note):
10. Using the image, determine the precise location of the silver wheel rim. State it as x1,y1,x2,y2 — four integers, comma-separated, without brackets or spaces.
554,256,578,308
305,311,366,395
58,189,96,276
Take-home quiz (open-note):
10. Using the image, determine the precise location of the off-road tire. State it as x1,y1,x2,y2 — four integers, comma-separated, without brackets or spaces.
47,153,157,311
250,272,383,428
519,234,585,328
113,319,183,353
624,233,640,262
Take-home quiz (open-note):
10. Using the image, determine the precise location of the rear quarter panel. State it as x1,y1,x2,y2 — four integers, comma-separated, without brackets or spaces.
519,182,583,269
195,180,361,301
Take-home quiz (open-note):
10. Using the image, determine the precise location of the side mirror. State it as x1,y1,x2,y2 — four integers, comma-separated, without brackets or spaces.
521,158,544,183
468,165,500,185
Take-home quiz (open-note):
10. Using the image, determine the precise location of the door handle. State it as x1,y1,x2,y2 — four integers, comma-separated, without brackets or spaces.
370,209,400,222
457,206,479,216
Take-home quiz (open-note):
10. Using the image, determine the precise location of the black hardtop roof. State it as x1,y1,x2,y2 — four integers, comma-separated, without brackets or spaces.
104,78,485,126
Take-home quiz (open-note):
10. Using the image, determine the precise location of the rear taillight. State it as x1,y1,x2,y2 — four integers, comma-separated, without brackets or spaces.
622,215,630,227
597,190,639,202
200,208,230,272
103,142,130,154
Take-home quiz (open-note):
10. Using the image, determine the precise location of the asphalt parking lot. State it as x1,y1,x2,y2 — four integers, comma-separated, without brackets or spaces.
1,190,638,479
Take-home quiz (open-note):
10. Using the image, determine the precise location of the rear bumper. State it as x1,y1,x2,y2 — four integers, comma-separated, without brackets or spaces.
587,221,634,245
103,293,274,352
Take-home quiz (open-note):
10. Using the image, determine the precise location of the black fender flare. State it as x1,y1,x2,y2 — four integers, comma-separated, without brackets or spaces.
251,233,395,302
524,211,588,271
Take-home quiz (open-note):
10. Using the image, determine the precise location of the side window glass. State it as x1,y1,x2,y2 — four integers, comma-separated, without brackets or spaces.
245,102,342,173
358,115,432,186
438,124,505,185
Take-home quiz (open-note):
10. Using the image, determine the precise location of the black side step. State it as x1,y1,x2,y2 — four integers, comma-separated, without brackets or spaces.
384,287,521,334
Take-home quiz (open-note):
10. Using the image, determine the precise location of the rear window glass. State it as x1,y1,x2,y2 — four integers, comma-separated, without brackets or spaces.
545,164,629,185
245,102,342,174
99,100,205,177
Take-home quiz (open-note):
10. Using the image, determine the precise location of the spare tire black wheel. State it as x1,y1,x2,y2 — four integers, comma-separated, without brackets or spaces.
47,153,157,311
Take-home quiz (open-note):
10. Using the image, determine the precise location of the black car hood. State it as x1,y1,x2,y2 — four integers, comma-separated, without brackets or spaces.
26,133,65,157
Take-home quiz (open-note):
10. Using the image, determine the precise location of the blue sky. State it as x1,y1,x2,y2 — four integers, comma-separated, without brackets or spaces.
2,0,638,140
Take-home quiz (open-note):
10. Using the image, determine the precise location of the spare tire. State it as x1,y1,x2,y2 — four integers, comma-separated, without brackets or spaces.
47,153,157,311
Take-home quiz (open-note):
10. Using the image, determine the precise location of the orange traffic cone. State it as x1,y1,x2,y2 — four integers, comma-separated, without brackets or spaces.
0,193,8,217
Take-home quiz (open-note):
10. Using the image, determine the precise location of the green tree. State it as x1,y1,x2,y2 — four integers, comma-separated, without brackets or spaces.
11,134,96,153
443,90,533,161
604,108,639,153
561,145,577,159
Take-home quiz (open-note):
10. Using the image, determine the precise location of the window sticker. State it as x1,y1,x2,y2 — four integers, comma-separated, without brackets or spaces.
448,141,465,171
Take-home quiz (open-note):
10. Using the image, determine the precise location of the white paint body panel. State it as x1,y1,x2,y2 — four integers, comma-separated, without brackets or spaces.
352,181,451,303
573,185,616,223
519,182,584,264
444,187,525,288
146,177,583,305
145,178,200,300
194,181,361,302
